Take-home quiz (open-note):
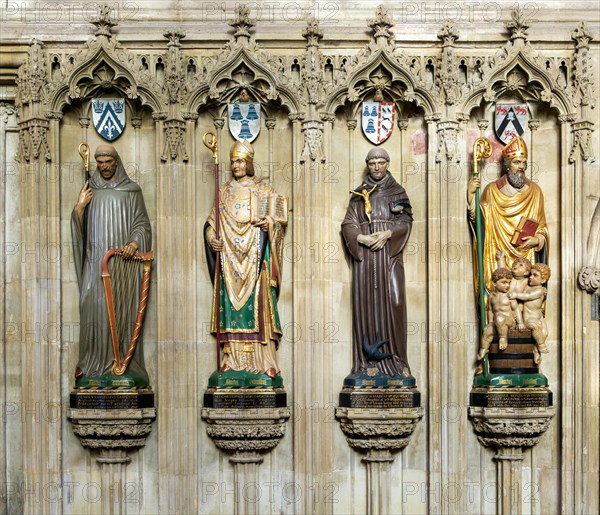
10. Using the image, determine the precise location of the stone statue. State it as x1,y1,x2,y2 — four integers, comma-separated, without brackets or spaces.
71,143,152,383
478,267,516,357
341,148,413,378
204,140,287,379
495,251,531,332
468,136,549,294
509,263,551,358
578,198,600,293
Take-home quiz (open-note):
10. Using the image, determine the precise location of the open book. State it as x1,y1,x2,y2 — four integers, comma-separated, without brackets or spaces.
511,216,539,246
250,190,288,224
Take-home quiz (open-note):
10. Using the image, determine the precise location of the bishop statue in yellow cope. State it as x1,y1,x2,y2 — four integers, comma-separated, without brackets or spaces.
467,136,549,295
205,140,286,379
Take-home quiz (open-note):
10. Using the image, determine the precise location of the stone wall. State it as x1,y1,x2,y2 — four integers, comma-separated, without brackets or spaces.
0,1,598,513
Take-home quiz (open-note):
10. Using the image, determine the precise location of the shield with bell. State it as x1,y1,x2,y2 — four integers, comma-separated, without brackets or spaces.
228,103,261,143
361,102,395,145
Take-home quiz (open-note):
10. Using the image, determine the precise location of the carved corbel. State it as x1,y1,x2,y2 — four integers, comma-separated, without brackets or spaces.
0,104,16,124
17,118,51,162
201,407,290,515
160,119,189,162
477,119,490,135
569,120,596,164
468,406,555,514
435,121,461,163
336,407,423,515
300,121,325,163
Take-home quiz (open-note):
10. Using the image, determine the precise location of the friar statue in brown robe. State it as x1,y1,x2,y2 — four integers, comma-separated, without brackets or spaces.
342,148,413,377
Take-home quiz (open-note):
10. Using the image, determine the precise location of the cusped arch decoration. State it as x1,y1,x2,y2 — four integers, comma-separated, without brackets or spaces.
459,45,575,118
324,49,437,118
186,47,301,118
47,45,164,116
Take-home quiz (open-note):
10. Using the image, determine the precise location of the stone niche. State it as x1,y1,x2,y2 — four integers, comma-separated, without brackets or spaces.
1,2,598,515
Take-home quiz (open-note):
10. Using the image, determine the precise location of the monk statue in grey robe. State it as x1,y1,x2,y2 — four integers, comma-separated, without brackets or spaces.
342,148,413,381
71,143,152,384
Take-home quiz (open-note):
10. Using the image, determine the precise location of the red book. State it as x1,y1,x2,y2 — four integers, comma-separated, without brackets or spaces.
511,217,539,246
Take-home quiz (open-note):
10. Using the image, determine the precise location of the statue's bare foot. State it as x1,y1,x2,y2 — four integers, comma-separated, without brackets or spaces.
499,337,508,350
538,343,549,353
474,363,484,375
265,368,277,378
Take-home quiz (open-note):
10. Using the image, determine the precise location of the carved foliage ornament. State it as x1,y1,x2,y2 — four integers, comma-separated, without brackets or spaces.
16,39,48,108
436,21,461,105
569,122,596,163
300,121,325,163
17,119,51,162
161,119,189,162
571,22,596,108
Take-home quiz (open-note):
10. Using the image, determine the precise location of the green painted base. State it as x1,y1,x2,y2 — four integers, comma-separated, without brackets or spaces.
473,371,549,388
207,369,284,389
343,371,417,388
75,371,150,389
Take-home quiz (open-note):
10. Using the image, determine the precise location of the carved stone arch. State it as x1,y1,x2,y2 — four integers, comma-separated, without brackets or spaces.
460,53,573,118
324,50,437,117
47,48,163,115
185,47,301,116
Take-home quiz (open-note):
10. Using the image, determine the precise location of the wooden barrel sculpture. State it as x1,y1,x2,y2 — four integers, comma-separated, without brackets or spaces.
488,329,538,374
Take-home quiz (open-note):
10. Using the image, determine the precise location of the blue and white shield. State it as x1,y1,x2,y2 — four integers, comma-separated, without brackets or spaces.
494,104,528,144
92,98,126,141
361,102,395,145
228,103,261,143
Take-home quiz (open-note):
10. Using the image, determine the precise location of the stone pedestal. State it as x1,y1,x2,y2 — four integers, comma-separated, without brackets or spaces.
335,407,424,515
201,407,291,515
67,407,157,454
67,407,157,515
468,406,556,515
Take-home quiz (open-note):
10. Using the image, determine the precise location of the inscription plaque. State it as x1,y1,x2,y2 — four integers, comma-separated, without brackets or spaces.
204,388,287,409
470,388,552,408
70,390,155,409
339,389,421,409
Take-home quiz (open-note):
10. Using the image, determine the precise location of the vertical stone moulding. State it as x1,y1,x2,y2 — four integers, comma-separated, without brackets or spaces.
468,406,555,514
335,407,423,515
201,407,291,514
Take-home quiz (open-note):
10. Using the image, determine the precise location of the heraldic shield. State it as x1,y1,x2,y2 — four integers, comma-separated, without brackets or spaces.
92,98,126,141
361,101,395,145
228,103,261,143
494,104,528,144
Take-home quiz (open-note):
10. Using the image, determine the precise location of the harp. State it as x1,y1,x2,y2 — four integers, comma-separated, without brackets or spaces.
101,248,154,376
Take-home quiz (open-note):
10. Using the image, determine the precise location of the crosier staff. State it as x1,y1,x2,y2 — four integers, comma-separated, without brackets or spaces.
78,142,90,273
473,136,492,374
203,131,221,371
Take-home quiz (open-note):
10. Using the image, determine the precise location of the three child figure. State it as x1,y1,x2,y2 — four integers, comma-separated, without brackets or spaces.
477,250,551,365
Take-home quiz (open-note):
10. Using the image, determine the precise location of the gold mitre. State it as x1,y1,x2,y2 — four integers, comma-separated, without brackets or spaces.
230,140,254,162
502,136,528,160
